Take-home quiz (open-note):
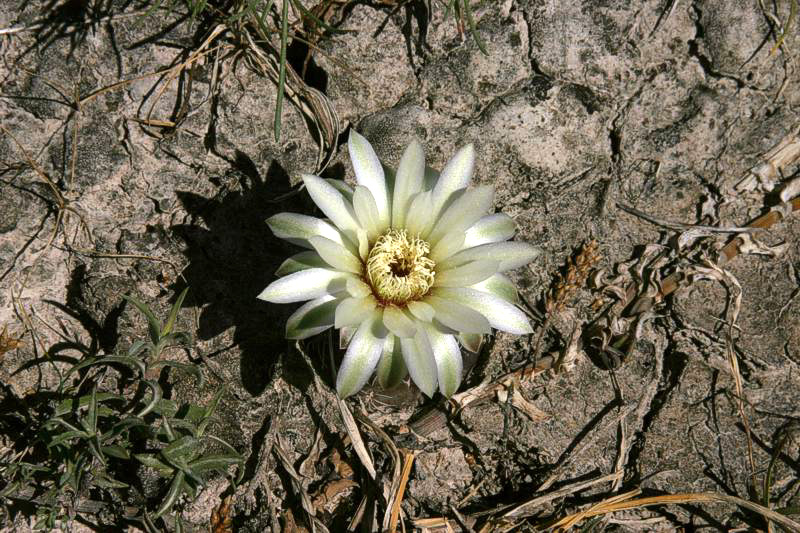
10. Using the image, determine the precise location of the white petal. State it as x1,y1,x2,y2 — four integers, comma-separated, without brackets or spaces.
286,295,338,339
326,178,354,201
425,295,491,334
376,334,407,389
430,231,466,263
431,144,475,216
266,212,346,249
258,268,350,303
275,251,328,276
352,185,382,237
335,295,378,328
392,140,425,228
400,330,438,397
427,186,495,245
471,273,519,303
382,306,418,338
302,174,361,239
434,260,499,287
434,287,533,334
439,242,541,272
346,277,372,298
458,332,483,353
463,213,516,248
424,323,463,398
339,326,356,350
308,236,363,275
407,300,435,322
348,131,390,228
336,312,386,398
404,191,435,237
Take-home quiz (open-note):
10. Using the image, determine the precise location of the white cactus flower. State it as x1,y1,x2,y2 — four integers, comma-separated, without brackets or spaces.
259,131,540,398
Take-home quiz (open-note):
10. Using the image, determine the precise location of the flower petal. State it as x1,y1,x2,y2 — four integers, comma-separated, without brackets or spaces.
427,185,495,245
458,332,483,353
382,306,418,338
258,268,350,303
275,251,328,276
336,311,386,398
425,295,491,334
434,260,499,287
424,323,463,398
400,330,438,397
376,334,407,389
266,212,346,249
404,191,435,237
352,185,382,238
326,178,354,202
429,231,466,263
433,287,533,334
439,242,541,272
346,277,372,298
392,140,425,228
407,300,435,322
348,130,390,228
335,295,378,328
302,174,361,239
286,295,338,339
308,236,363,274
431,144,475,216
463,213,516,248
471,273,519,303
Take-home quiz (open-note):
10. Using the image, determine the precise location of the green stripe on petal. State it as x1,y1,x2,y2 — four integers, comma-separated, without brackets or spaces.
400,329,437,397
424,323,463,398
302,174,361,239
382,306,418,338
376,335,407,389
471,273,519,303
392,140,425,228
308,236,363,274
286,295,338,339
431,144,475,217
266,213,345,249
352,185,382,238
335,296,378,328
434,260,499,287
439,242,541,273
427,185,495,246
348,131,390,228
257,268,350,303
336,312,386,398
275,251,328,277
425,295,491,334
463,213,516,248
434,287,533,334
407,300,435,322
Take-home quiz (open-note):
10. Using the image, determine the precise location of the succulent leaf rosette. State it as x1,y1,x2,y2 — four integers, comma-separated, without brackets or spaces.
259,132,540,398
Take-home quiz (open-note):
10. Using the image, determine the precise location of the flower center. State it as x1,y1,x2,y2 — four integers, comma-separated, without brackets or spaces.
366,229,435,305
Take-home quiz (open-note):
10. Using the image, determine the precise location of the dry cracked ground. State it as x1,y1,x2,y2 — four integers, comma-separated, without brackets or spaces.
1,0,800,531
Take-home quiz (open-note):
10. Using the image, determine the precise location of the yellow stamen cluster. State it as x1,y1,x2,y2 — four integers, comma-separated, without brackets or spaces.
366,229,435,305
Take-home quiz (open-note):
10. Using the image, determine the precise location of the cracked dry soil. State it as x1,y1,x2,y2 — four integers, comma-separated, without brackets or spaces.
1,0,800,531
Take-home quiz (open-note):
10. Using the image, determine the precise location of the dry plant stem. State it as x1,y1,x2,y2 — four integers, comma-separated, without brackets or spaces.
388,451,416,533
0,9,150,36
551,491,800,531
502,472,623,520
629,196,800,314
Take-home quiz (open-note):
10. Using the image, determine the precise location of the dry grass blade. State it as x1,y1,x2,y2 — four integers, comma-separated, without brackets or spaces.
387,449,415,533
550,491,800,531
337,398,376,479
501,472,623,521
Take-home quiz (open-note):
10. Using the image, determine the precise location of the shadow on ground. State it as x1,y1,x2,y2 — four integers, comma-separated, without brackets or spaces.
171,152,307,396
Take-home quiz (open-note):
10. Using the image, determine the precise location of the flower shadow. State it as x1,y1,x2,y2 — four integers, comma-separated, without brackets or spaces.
171,153,305,396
